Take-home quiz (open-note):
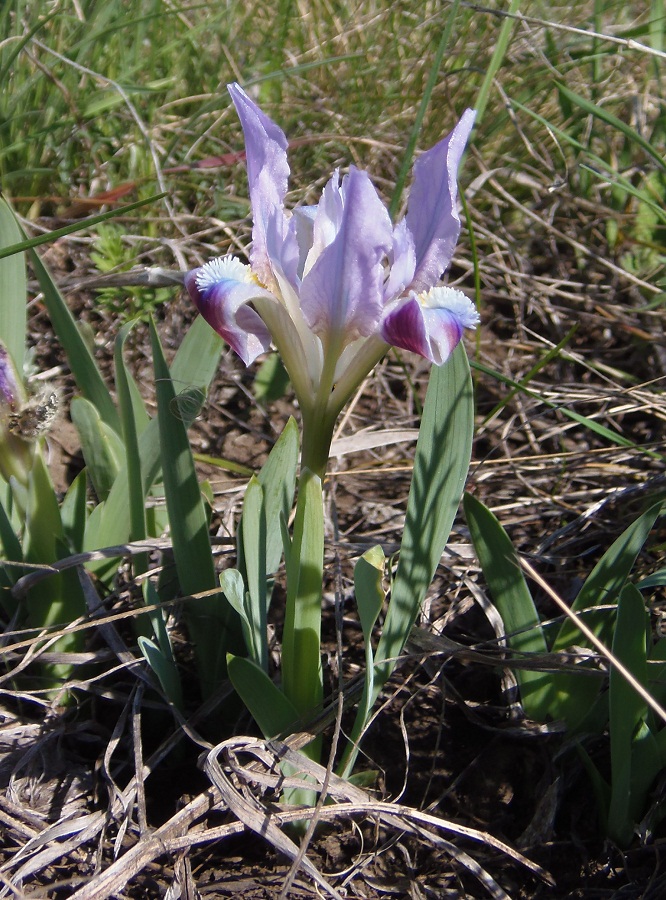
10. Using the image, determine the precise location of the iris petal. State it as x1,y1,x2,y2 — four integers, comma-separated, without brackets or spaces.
380,287,479,366
228,84,291,290
405,108,476,293
300,167,393,345
185,258,273,366
0,343,23,411
384,218,416,303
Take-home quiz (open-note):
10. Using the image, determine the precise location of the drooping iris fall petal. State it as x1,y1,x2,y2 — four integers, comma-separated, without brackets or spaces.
380,287,480,366
184,257,273,366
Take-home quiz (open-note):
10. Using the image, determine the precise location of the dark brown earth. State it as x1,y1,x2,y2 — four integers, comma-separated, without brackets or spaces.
1,229,665,899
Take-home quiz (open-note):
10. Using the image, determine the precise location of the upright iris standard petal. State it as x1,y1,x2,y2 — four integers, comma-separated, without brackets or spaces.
380,286,480,366
228,83,291,289
405,108,476,293
383,218,416,303
185,257,273,366
300,167,393,345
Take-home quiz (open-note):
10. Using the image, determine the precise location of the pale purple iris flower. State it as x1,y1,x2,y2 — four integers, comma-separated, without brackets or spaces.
0,341,35,486
186,83,479,421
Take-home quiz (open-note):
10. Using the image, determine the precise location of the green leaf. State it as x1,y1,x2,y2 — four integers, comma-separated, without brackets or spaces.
557,505,662,642
638,569,666,590
0,494,22,615
0,490,22,564
550,504,662,729
192,453,253,476
355,546,386,640
22,457,87,679
60,470,89,552
608,584,650,845
220,567,262,667
577,743,610,833
138,635,184,711
85,315,224,560
281,469,324,722
150,318,238,692
150,319,216,596
239,477,268,669
464,492,553,720
374,343,474,691
0,197,26,371
339,545,386,779
647,639,666,711
115,322,148,554
70,397,124,501
23,452,64,564
253,416,299,577
228,653,301,739
253,351,290,402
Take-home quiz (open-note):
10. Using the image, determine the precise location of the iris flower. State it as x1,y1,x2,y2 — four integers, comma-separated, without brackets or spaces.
186,84,478,474
0,342,35,485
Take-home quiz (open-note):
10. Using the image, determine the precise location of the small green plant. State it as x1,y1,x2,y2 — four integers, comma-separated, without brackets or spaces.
464,492,666,845
91,223,174,321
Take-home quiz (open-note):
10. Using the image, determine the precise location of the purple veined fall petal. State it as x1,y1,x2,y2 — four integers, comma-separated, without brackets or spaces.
299,167,393,347
380,286,480,366
184,257,273,366
405,108,476,293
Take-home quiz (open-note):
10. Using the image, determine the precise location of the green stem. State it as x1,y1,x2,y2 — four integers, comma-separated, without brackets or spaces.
300,404,336,479
299,329,345,478
281,468,324,760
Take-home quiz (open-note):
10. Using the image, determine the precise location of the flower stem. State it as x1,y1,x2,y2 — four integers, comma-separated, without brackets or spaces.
281,468,324,762
299,404,336,480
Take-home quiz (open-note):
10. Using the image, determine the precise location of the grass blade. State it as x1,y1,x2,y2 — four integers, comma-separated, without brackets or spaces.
556,83,666,173
388,0,461,217
474,0,521,126
0,195,167,261
0,198,26,370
